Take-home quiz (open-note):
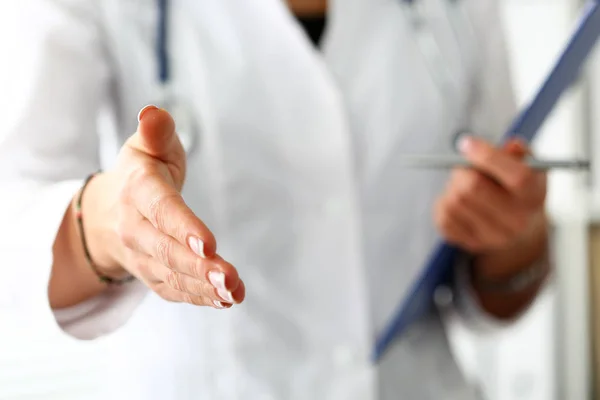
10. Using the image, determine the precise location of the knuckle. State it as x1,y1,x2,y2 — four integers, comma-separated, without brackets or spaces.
190,257,205,279
147,196,163,228
166,269,182,291
185,293,206,307
188,279,205,296
155,236,174,266
148,193,179,231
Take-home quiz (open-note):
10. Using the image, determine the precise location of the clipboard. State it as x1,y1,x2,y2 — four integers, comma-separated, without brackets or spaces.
373,0,600,363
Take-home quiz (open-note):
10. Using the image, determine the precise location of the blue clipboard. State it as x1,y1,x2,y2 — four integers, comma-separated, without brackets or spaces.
373,0,600,363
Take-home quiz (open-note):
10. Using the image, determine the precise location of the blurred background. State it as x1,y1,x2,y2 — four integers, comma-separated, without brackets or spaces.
1,0,599,399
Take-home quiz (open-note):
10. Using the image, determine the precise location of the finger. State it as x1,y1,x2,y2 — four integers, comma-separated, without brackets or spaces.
133,255,239,308
451,169,529,237
128,171,217,258
125,254,232,308
434,197,480,251
128,105,182,163
231,279,246,304
457,136,536,194
155,282,233,309
452,197,511,251
151,261,240,304
504,137,530,158
125,217,240,292
438,185,509,251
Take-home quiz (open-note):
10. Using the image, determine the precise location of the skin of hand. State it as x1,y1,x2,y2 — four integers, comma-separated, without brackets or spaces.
84,106,245,309
434,136,549,283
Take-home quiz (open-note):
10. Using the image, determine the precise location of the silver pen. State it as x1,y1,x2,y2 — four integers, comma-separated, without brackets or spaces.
399,155,590,171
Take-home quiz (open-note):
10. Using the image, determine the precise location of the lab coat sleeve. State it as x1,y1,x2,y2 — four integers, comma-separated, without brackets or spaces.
449,0,552,330
0,1,147,340
451,240,553,332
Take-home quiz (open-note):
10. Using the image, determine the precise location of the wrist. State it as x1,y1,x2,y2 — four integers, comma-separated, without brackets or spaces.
78,171,128,278
473,212,549,281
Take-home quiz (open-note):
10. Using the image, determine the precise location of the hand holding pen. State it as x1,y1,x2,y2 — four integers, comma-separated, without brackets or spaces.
433,136,548,254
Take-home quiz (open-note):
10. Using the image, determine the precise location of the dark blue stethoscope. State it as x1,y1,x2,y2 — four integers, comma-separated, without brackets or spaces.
156,0,199,155
157,0,169,85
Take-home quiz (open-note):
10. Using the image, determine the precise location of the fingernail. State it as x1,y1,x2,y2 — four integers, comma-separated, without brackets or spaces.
208,271,226,290
213,300,232,309
187,236,206,258
208,271,234,303
137,105,159,122
217,288,235,303
458,136,475,154
213,300,224,308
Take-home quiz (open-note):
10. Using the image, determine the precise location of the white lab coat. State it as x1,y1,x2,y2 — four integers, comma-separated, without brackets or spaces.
0,0,518,399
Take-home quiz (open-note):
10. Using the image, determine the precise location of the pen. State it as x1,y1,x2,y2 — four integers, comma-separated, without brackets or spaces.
399,155,590,170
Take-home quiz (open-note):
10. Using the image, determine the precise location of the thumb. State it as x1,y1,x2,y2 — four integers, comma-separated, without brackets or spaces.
129,105,182,162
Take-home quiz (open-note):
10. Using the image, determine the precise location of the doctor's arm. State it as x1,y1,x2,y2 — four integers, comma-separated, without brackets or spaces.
436,0,550,323
435,137,550,322
0,1,243,339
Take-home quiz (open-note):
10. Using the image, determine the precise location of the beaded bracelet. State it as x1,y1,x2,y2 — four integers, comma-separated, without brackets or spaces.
76,172,135,285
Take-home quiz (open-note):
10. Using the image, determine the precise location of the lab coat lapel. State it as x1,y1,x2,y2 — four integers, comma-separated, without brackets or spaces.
324,0,475,334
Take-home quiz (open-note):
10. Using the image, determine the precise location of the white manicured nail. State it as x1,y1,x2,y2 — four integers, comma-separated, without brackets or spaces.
217,288,234,303
208,271,234,303
213,300,226,309
208,271,226,290
137,105,159,122
188,236,206,258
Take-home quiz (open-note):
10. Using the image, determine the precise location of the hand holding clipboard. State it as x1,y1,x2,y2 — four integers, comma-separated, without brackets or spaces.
374,0,600,362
